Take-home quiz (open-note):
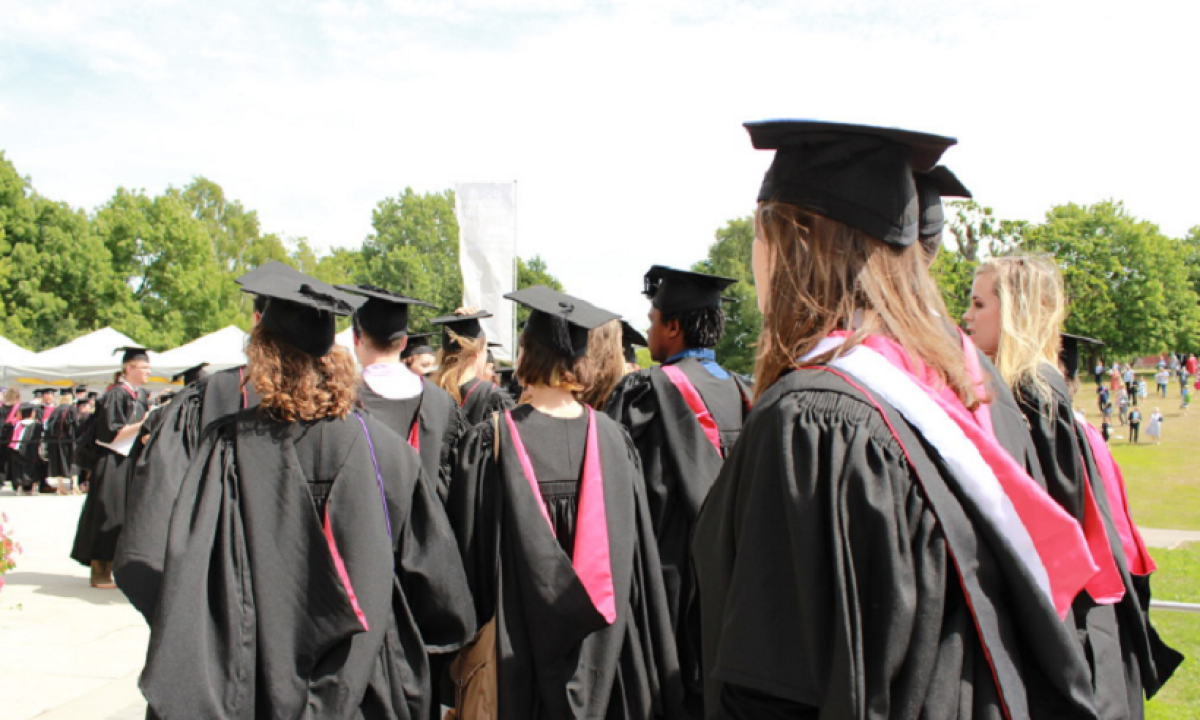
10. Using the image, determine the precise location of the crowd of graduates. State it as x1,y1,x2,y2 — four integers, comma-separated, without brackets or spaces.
8,119,1186,719
1,386,98,496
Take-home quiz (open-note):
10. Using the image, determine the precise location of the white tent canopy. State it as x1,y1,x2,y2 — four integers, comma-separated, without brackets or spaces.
0,335,38,367
153,325,248,379
3,327,162,387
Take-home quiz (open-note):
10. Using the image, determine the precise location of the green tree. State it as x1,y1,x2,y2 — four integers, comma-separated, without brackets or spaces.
515,255,564,325
929,200,1028,322
360,188,461,327
693,216,760,376
1024,201,1200,356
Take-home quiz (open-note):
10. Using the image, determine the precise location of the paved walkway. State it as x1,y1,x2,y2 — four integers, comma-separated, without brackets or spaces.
2,491,1198,718
0,492,146,720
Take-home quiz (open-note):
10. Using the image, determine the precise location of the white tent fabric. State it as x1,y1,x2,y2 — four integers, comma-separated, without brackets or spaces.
3,327,159,387
153,325,248,379
0,335,38,367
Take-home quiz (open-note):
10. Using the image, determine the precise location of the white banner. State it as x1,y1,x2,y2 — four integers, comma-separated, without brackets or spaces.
455,183,517,362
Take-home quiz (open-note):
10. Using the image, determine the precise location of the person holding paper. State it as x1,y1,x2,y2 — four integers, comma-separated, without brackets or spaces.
70,346,151,588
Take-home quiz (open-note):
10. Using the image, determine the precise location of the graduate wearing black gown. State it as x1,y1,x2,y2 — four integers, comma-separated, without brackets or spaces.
132,264,475,720
71,349,151,585
6,405,43,493
338,284,467,500
45,393,79,487
695,121,1107,720
447,286,685,719
605,266,751,714
430,311,514,427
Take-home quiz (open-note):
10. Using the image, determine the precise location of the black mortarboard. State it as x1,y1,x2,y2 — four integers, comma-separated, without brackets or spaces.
400,333,437,359
621,321,648,364
643,266,737,316
916,166,972,238
172,363,210,385
87,392,99,400
506,285,619,358
336,284,436,344
114,346,151,364
39,387,57,395
237,263,364,357
430,311,492,352
745,120,957,248
1060,333,1104,381
75,386,87,395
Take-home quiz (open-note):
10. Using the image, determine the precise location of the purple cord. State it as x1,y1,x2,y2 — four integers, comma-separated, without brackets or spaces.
353,412,393,543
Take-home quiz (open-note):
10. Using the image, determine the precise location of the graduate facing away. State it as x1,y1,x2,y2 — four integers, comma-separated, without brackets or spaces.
133,263,475,720
693,120,1115,720
604,265,751,714
446,285,685,719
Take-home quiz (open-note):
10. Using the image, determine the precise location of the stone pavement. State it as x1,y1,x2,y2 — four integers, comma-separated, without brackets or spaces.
0,491,147,720
1,489,1198,719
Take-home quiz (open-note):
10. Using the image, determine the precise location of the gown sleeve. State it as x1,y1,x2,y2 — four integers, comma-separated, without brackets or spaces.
95,390,135,444
701,389,955,719
604,370,657,441
445,418,501,625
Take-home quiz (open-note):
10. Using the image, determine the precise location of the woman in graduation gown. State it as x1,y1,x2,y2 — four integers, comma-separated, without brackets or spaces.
447,285,685,719
338,284,467,501
432,310,514,427
134,269,475,720
71,348,151,588
965,256,1182,717
693,121,1108,720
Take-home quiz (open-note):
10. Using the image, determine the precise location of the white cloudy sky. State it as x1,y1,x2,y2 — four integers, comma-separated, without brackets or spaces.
1,0,1196,324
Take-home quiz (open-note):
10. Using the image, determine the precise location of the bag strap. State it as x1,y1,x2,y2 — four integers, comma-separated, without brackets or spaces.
353,411,393,543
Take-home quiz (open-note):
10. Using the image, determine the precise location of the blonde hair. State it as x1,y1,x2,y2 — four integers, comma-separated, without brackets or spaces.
434,332,486,403
578,319,625,410
754,202,979,408
3,387,19,404
976,254,1066,408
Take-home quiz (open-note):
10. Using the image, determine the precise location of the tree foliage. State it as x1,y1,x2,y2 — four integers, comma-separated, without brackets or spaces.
515,255,564,325
693,216,760,376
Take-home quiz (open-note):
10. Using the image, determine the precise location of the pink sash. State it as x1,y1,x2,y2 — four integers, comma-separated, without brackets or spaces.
1078,417,1157,576
504,408,617,624
660,364,723,458
8,422,27,450
958,330,995,439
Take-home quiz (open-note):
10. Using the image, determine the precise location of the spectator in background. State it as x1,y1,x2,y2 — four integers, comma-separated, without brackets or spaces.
1118,386,1130,425
1098,385,1110,414
1123,364,1136,397
1138,377,1148,405
1128,406,1142,443
1110,365,1124,393
1146,408,1163,445
1156,368,1170,398
1094,360,1105,388
1182,383,1191,412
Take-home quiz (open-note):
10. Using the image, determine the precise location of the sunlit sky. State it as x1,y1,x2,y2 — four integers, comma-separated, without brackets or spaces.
2,0,1196,325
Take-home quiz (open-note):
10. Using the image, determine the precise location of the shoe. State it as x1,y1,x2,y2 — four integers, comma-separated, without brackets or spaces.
90,561,117,589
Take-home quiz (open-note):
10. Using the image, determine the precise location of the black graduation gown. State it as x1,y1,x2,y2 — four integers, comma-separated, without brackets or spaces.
1017,365,1182,717
116,366,259,621
7,420,43,489
357,378,467,500
136,410,475,720
71,385,148,564
45,403,78,477
694,367,1102,720
0,405,14,485
447,406,686,719
458,378,513,428
605,356,750,711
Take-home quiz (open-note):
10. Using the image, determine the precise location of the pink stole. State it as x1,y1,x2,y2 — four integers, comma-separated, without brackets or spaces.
1077,416,1157,576
504,408,617,624
829,332,1122,614
659,364,723,458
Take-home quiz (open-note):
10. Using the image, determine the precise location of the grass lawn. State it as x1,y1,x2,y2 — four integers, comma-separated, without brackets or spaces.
1075,373,1200,531
1146,545,1200,720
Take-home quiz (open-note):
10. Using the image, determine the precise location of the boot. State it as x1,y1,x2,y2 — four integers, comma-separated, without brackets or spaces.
90,561,116,589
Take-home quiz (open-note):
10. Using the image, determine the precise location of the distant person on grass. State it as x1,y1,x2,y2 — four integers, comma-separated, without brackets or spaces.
1128,407,1142,443
1156,368,1170,398
1146,408,1163,444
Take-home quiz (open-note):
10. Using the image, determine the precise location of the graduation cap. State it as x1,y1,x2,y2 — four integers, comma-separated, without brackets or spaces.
1060,333,1105,382
621,321,648,364
237,262,364,357
400,332,437,359
38,387,58,395
745,119,958,248
74,386,87,395
505,285,619,358
496,367,516,384
336,284,436,344
430,311,493,352
916,166,972,238
114,346,151,364
87,392,99,400
172,363,210,385
643,266,737,316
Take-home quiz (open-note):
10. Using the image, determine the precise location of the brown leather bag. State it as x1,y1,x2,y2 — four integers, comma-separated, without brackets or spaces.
445,413,502,720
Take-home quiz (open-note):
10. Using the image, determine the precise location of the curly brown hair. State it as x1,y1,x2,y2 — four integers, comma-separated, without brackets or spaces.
246,323,358,423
